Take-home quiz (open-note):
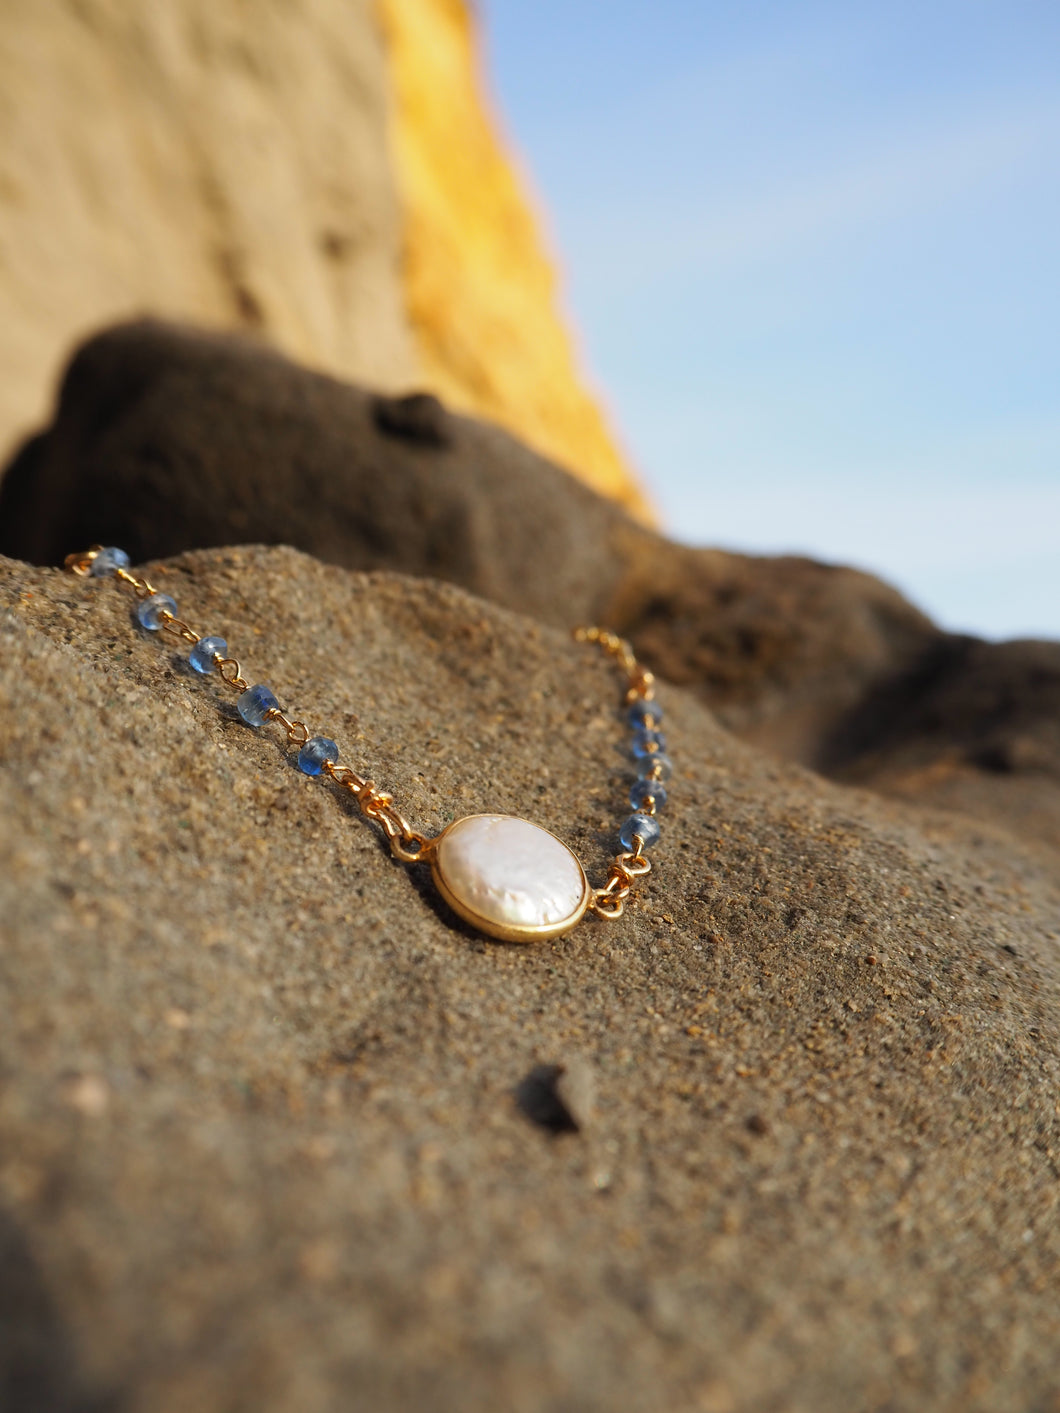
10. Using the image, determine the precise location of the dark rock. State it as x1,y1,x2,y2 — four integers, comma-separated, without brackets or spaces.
0,320,627,630
373,390,452,448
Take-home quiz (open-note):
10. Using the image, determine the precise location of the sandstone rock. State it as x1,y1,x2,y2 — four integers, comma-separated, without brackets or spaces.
0,0,643,515
376,0,647,516
0,0,416,451
2,321,1057,851
1,545,1059,1411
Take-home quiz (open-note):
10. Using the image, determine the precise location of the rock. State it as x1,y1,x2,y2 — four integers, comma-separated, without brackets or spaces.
515,1055,595,1136
375,0,647,515
0,0,414,456
1,544,1059,1411
373,391,453,449
553,1055,597,1132
0,319,628,628
2,320,1058,848
0,0,643,515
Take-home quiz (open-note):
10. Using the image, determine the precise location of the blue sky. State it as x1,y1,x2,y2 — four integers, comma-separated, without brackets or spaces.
480,1,1059,640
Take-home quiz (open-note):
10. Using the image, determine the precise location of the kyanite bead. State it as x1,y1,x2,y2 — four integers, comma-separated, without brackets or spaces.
189,635,227,675
630,778,667,811
136,592,177,631
631,729,667,759
237,683,280,727
628,698,663,730
298,736,339,776
620,813,662,851
89,546,130,577
636,751,673,783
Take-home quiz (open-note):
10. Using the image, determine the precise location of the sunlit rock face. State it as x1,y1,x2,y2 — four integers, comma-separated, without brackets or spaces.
0,0,650,521
0,0,416,461
376,0,650,521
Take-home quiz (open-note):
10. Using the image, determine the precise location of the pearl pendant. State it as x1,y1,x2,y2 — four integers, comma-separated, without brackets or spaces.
428,814,591,942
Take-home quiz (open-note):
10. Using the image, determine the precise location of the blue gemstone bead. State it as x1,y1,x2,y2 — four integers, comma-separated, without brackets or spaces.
620,813,662,851
630,778,667,811
636,751,673,783
298,736,339,776
628,698,663,730
136,592,178,630
631,729,667,759
189,636,227,675
237,683,280,727
89,546,130,578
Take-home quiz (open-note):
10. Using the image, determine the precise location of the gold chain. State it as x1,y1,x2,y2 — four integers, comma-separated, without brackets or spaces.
571,625,656,703
67,548,663,924
572,627,660,919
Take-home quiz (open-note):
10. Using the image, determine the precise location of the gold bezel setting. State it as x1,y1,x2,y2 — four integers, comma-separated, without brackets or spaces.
428,814,591,944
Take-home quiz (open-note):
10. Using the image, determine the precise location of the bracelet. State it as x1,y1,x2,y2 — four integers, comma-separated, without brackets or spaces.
66,546,672,943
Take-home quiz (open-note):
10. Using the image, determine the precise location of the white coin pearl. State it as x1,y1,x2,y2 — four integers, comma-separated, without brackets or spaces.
432,815,588,938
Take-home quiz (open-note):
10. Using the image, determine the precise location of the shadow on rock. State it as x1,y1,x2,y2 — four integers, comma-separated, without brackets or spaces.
0,1208,119,1413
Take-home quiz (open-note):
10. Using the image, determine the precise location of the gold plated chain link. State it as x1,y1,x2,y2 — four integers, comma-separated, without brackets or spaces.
572,625,656,704
321,761,432,862
573,627,659,920
67,548,662,926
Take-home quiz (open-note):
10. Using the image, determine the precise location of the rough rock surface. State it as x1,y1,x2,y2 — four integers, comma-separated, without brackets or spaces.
0,0,642,514
2,322,1057,852
2,545,1060,1413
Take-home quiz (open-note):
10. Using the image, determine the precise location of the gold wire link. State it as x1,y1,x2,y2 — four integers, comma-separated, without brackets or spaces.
389,830,431,864
356,784,431,861
319,763,428,859
64,549,97,576
380,809,430,861
574,624,655,704
613,851,652,880
215,657,249,692
591,843,651,906
354,779,384,807
324,761,369,794
361,790,392,815
376,803,412,839
113,566,157,598
158,611,203,646
589,849,654,920
265,709,310,746
591,890,627,919
358,786,394,824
